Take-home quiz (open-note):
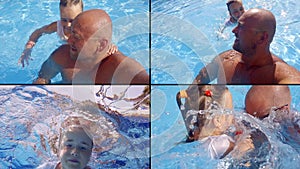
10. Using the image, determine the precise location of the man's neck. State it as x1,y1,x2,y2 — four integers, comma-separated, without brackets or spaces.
244,51,273,69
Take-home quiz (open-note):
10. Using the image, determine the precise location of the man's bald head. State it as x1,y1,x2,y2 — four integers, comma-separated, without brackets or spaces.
73,9,112,42
245,85,291,118
241,8,276,43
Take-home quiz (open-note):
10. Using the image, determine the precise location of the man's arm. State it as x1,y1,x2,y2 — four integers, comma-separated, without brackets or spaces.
192,55,222,84
130,70,149,84
33,49,61,84
192,50,236,84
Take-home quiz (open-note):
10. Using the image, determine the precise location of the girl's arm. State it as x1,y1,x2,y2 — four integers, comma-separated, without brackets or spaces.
28,21,57,42
19,21,57,67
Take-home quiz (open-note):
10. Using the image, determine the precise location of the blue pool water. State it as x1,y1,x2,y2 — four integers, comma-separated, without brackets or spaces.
0,85,150,168
0,0,149,84
151,85,300,168
151,0,300,84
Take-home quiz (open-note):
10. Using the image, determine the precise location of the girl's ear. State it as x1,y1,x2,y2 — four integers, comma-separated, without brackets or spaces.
223,89,233,109
213,116,222,129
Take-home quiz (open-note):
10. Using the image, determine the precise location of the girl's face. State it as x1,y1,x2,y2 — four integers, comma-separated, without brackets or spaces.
60,5,82,38
201,114,234,137
229,2,245,22
59,127,92,169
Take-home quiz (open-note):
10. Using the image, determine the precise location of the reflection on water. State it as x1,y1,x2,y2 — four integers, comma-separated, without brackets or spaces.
0,0,149,84
151,85,300,169
0,86,149,168
151,0,300,84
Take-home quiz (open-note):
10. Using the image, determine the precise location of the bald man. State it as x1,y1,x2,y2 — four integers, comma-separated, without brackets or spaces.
193,8,300,84
245,85,291,118
34,9,149,84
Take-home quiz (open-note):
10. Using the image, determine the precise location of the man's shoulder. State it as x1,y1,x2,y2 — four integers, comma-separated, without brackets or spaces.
273,57,300,83
50,44,70,62
272,54,293,68
219,49,240,56
275,59,298,71
103,51,129,65
52,44,70,56
218,50,242,62
110,51,127,59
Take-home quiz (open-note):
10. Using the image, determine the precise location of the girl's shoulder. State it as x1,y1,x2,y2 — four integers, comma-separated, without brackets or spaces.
225,19,235,27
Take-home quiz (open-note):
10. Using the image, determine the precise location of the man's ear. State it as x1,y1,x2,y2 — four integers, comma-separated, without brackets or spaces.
97,39,108,52
257,32,269,44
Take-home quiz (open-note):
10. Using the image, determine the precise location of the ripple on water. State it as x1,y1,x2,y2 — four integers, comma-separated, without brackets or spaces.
0,86,149,168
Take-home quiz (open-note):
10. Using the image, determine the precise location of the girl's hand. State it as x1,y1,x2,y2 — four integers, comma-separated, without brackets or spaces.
19,41,35,67
106,44,118,55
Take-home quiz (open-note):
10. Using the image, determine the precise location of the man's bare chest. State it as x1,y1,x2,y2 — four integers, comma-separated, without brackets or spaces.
230,64,276,84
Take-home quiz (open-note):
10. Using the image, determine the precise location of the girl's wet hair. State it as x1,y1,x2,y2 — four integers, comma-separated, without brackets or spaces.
51,116,94,155
184,85,229,141
59,125,94,148
226,0,243,11
60,0,83,9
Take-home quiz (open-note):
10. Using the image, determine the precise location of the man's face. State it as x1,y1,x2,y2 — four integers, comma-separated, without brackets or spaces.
59,127,93,169
60,5,82,38
232,12,261,56
228,2,245,21
68,19,99,61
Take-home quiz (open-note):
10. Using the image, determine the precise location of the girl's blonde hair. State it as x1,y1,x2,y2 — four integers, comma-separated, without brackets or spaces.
226,0,243,10
176,85,233,141
60,0,83,10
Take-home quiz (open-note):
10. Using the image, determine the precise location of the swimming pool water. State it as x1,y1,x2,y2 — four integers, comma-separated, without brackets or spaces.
151,85,300,168
1,0,300,168
150,1,300,166
0,0,149,84
151,0,300,84
0,85,150,168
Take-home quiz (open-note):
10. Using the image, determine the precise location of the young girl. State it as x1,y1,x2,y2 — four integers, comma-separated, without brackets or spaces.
176,85,255,159
220,0,245,33
19,0,83,67
37,116,93,169
19,0,117,67
176,85,233,135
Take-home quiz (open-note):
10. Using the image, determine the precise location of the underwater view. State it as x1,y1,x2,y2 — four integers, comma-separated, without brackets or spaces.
0,85,150,168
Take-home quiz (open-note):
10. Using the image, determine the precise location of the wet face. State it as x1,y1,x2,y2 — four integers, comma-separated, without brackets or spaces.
228,2,245,22
214,114,234,132
60,5,82,38
68,18,110,69
59,127,93,169
67,19,99,63
232,12,262,57
200,114,234,137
